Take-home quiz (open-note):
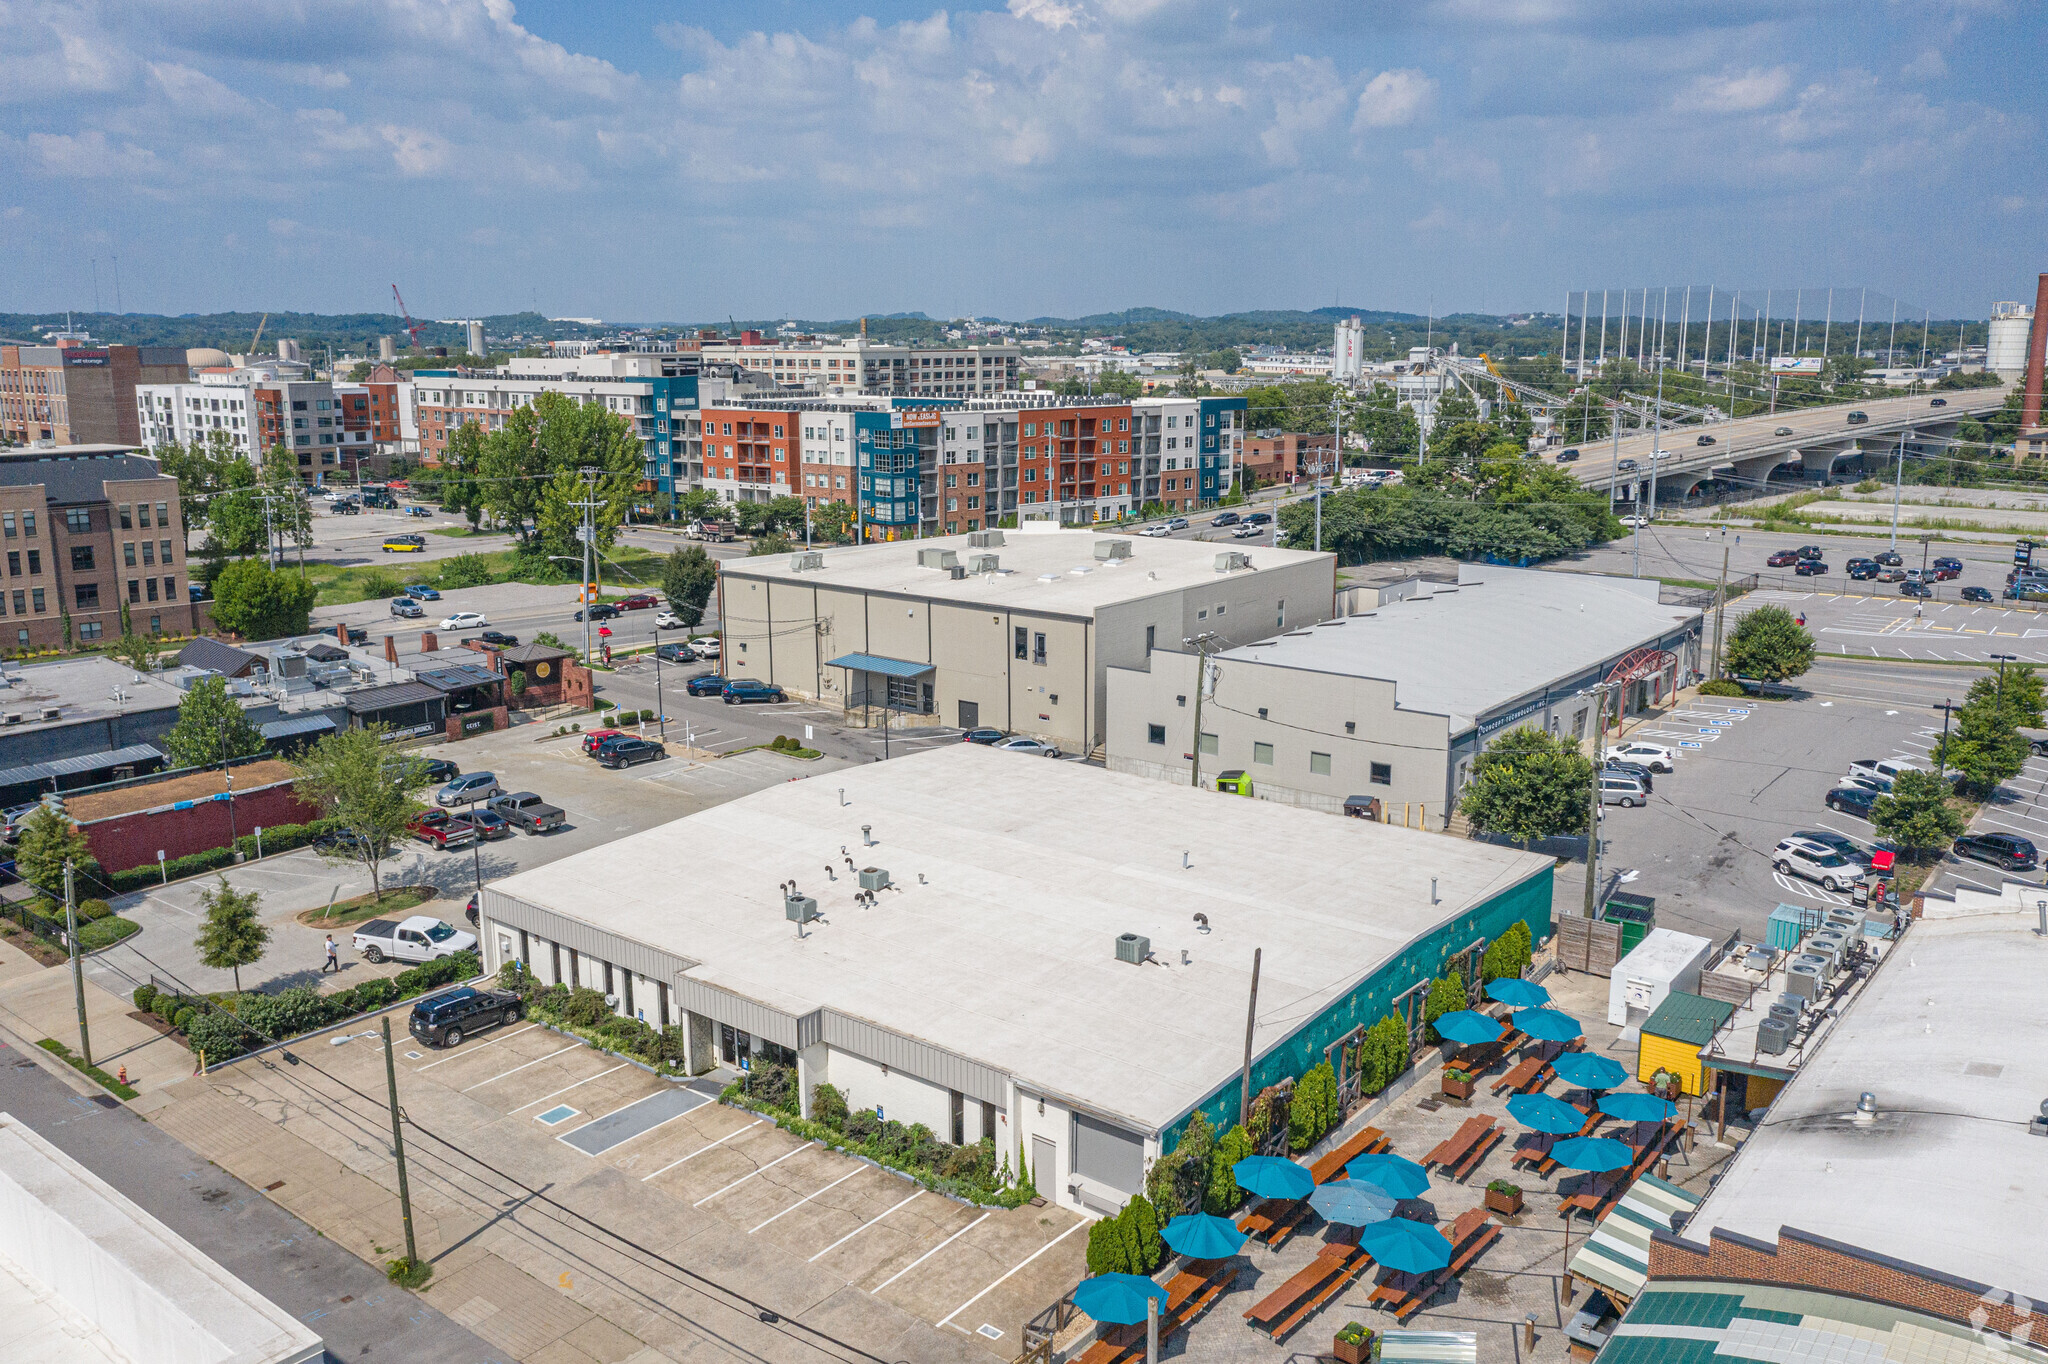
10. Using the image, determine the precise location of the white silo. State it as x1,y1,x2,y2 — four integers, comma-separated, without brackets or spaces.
1332,316,1365,385
1989,301,2034,377
467,320,486,357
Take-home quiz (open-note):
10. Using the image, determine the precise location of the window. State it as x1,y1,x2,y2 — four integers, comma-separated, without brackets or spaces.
1253,742,1274,765
146,578,158,602
12,630,22,646
123,542,135,567
128,579,139,602
164,576,175,600
1032,632,1047,665
74,583,97,610
30,588,44,613
21,513,33,536
78,620,101,641
1310,752,1332,776
1145,625,1155,656
149,615,160,633
69,545,93,571
1148,724,1166,745
4,552,15,577
1,514,12,538
138,503,152,528
160,540,173,564
62,508,89,532
1198,732,1218,755
1014,626,1028,661
25,551,38,576
141,542,155,565
118,505,132,530
1370,762,1392,786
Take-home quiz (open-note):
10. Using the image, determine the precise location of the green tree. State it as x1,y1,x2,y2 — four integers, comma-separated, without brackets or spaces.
1288,1061,1338,1151
1969,664,2046,729
521,393,643,562
660,546,717,628
747,531,795,558
1423,973,1467,1043
194,877,269,991
1457,725,1595,845
292,723,431,896
108,630,165,672
1724,605,1815,683
810,500,857,544
438,421,488,527
259,449,314,557
1355,1013,1410,1097
1207,1124,1255,1214
1085,1217,1129,1274
159,674,267,770
1869,768,1965,860
1935,696,2031,797
208,558,317,639
1118,1193,1162,1273
13,806,92,896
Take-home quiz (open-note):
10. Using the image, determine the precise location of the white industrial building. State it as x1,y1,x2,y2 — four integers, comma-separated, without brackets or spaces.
1107,567,1702,826
476,745,1555,1216
1332,316,1366,385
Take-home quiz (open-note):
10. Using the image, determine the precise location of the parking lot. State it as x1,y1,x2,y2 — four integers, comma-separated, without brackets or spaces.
150,1007,1085,1363
1725,587,2048,664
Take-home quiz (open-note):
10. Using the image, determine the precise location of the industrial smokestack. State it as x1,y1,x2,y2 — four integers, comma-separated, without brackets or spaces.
2025,272,2048,431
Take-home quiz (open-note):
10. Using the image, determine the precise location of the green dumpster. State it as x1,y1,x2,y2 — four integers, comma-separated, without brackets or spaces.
1601,893,1655,956
1215,769,1254,797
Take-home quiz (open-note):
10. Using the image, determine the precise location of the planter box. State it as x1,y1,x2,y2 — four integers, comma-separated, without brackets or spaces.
1441,1075,1475,1100
1485,1187,1524,1216
1334,1334,1371,1364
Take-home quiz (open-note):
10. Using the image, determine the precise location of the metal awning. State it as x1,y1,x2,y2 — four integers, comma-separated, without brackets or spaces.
0,743,164,790
825,653,935,679
1377,1331,1478,1364
259,713,338,741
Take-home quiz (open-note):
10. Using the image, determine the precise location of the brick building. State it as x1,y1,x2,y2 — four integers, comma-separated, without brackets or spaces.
1,342,188,447
1239,431,1336,486
0,446,196,650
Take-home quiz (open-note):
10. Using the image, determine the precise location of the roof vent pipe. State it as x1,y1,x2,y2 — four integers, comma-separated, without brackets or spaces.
1854,1092,1878,1123
861,824,873,846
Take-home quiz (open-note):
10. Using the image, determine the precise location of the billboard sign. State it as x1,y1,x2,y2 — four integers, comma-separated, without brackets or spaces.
1770,356,1824,375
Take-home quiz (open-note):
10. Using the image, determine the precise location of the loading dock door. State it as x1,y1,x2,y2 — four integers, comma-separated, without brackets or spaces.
1072,1113,1145,1195
959,700,979,729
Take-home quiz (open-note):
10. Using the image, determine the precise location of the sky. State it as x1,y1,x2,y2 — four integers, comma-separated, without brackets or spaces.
2,0,2043,325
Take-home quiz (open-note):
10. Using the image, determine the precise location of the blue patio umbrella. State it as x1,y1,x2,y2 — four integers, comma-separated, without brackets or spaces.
1434,1010,1504,1046
1308,1179,1398,1227
1344,1153,1431,1200
1233,1156,1314,1202
1508,1092,1587,1135
1514,1008,1585,1044
1356,1217,1454,1275
1599,1093,1678,1123
1551,1052,1629,1092
1160,1213,1247,1260
1073,1273,1169,1326
1550,1136,1634,1173
1485,978,1552,1008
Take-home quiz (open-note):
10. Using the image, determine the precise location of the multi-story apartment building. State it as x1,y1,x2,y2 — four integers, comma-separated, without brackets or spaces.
2,343,188,447
695,336,1023,397
1240,431,1337,485
0,446,196,650
135,366,370,483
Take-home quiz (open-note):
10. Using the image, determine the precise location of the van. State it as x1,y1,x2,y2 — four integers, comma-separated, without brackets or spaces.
1847,758,1922,789
1599,774,1648,808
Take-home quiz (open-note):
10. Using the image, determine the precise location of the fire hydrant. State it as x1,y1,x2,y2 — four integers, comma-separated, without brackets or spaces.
117,1066,129,1086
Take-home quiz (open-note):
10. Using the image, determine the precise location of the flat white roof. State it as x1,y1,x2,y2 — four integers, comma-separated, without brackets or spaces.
1218,567,1699,731
488,745,1551,1134
1679,898,2048,1301
719,527,1331,618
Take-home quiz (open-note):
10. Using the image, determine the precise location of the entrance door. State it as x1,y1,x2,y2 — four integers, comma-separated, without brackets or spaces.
959,700,979,729
1031,1134,1057,1196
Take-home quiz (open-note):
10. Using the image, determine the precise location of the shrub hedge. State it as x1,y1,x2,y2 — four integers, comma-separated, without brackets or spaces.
166,949,481,1062
99,818,345,893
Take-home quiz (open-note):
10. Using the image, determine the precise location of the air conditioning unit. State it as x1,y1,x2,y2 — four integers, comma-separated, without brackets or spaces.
1093,539,1132,561
858,866,890,892
790,552,824,573
1115,932,1150,965
966,554,1001,574
1786,960,1824,1001
1213,551,1252,573
784,894,819,925
1767,1000,1802,1028
917,549,959,570
1758,1016,1791,1055
2,713,20,726
39,707,59,721
967,530,1005,548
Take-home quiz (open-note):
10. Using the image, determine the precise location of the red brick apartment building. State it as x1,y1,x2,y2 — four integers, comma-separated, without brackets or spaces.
1,342,188,447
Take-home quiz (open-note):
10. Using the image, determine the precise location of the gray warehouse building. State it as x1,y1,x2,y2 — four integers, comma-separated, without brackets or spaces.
716,525,1334,754
1107,567,1703,825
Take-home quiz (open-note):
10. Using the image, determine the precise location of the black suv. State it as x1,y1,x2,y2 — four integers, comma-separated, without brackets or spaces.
409,987,524,1048
1952,832,2038,872
576,603,619,622
597,737,666,768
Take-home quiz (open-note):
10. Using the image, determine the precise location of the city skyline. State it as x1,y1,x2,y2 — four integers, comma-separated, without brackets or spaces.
3,1,2042,322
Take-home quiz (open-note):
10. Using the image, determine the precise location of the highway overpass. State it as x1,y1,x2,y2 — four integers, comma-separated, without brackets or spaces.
1557,386,2011,504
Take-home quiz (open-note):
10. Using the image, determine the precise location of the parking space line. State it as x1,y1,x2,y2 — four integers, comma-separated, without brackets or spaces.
809,1190,923,1262
460,1043,585,1092
508,1063,631,1114
749,1166,868,1233
874,1211,993,1292
412,1023,539,1071
693,1145,807,1206
937,1219,1090,1329
639,1119,768,1180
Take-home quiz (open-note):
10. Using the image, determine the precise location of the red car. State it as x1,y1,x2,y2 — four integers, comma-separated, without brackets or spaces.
581,728,626,754
617,594,659,610
407,810,478,849
1766,550,1800,567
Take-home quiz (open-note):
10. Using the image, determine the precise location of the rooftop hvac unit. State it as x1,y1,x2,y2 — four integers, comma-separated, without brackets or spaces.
272,652,307,679
1823,909,1863,933
39,706,59,721
1796,949,1835,980
917,548,959,570
967,530,1005,548
1213,551,1252,573
790,552,824,573
1758,1016,1792,1056
784,894,819,925
858,866,891,892
966,554,1001,574
1767,1000,1802,1028
1786,960,1824,1001
1742,947,1774,973
949,565,966,580
1775,991,1806,1016
2,713,20,726
1115,932,1150,965
1810,929,1848,959
1093,539,1132,561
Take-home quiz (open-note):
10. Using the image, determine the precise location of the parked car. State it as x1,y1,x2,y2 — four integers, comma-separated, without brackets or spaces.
580,729,626,754
618,593,659,610
1772,839,1858,892
408,810,479,849
311,827,394,858
576,603,618,622
440,611,488,630
1962,586,1995,602
1696,434,1717,446
961,728,1006,745
1602,758,1654,791
1620,514,1651,528
1774,426,1794,436
1929,397,1948,407
465,809,513,841
689,637,721,658
391,597,424,618
722,679,786,705
477,629,518,647
1599,774,1648,807
1766,550,1801,567
354,915,476,966
654,642,697,663
1608,741,1676,773
1877,566,1907,583
995,736,1061,757
488,791,566,833
436,771,501,806
1874,550,1903,565
655,611,687,629
1796,545,1824,560
1789,829,1871,867
1846,410,1870,425
597,737,667,768
1927,565,1960,582
685,673,727,696
1900,580,1933,598
1933,556,1964,573
403,585,441,601
1825,784,1881,818
1847,559,1879,579
1165,517,1190,531
405,756,460,783
405,505,433,518
1952,831,2038,871
382,535,427,552
1848,757,1922,788
1212,511,1240,527
1794,560,1829,576
409,985,522,1049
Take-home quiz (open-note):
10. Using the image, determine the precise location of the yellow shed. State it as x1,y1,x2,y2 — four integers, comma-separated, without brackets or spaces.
1636,992,1735,1097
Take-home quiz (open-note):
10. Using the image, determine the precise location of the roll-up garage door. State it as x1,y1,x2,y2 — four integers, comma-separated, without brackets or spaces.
1072,1112,1145,1194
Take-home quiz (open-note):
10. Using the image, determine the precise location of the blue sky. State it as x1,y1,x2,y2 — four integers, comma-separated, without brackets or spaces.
3,0,2042,324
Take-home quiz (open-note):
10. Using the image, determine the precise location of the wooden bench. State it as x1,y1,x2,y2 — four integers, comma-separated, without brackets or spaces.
1072,1322,1142,1364
1244,1242,1362,1332
1371,1208,1505,1322
1076,1261,1236,1364
1267,1246,1375,1343
1309,1126,1389,1185
1559,1120,1678,1222
1237,1196,1312,1250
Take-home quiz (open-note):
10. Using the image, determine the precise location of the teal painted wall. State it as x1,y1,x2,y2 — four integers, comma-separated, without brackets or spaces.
1159,864,1554,1151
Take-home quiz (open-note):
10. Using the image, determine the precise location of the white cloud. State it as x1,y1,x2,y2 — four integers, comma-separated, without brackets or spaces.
1902,48,1948,81
1354,69,1436,129
1007,0,1084,29
378,125,451,176
1679,66,1795,114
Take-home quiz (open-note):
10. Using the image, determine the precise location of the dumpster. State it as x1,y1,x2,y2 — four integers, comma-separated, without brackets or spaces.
1766,901,1823,952
1342,794,1383,821
1215,769,1253,796
1601,893,1656,956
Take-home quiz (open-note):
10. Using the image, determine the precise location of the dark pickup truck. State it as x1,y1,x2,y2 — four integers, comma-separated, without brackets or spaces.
487,791,565,834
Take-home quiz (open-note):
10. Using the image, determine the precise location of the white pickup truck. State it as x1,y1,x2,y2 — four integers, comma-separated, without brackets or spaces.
353,915,477,965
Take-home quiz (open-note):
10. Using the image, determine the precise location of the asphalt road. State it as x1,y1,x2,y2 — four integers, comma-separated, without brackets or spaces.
0,1033,507,1363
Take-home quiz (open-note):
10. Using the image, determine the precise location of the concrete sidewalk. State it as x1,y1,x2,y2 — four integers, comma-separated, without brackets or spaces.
0,935,195,1093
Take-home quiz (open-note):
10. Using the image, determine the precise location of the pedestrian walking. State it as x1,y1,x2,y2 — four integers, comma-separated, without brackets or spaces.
322,935,339,974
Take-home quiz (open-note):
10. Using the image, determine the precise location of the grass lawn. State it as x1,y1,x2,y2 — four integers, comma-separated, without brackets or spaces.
76,916,141,950
306,543,667,606
297,886,433,929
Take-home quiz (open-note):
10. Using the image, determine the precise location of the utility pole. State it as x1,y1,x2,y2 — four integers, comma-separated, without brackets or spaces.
1239,948,1261,1130
380,1018,421,1278
1890,429,1910,553
64,861,90,1068
1710,545,1731,680
1316,398,1336,552
1931,698,1960,780
1581,686,1608,920
1185,634,1217,788
573,467,600,663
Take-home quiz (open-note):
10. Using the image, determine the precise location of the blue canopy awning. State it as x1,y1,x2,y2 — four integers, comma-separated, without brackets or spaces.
825,653,935,679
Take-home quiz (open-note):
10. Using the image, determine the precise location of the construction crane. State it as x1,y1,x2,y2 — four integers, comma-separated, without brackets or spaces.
390,285,424,351
249,313,269,354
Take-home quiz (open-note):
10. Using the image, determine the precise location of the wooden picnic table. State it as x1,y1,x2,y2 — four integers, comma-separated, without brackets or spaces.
1370,1208,1504,1321
1423,1115,1502,1183
1076,1260,1236,1364
1490,1053,1552,1096
1244,1241,1362,1331
1308,1126,1390,1184
1558,1118,1680,1221
1237,1195,1312,1250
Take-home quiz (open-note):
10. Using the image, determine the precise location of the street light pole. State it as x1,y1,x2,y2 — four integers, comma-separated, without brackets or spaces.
1582,685,1609,921
1932,698,1959,781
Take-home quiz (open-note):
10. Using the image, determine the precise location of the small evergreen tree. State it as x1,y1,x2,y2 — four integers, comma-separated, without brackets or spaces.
1121,1193,1162,1273
1207,1124,1256,1213
1085,1217,1126,1274
1170,1112,1216,1218
1423,973,1467,1043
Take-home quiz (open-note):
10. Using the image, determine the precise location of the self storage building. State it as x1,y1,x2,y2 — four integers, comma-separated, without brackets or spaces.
476,743,1553,1216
